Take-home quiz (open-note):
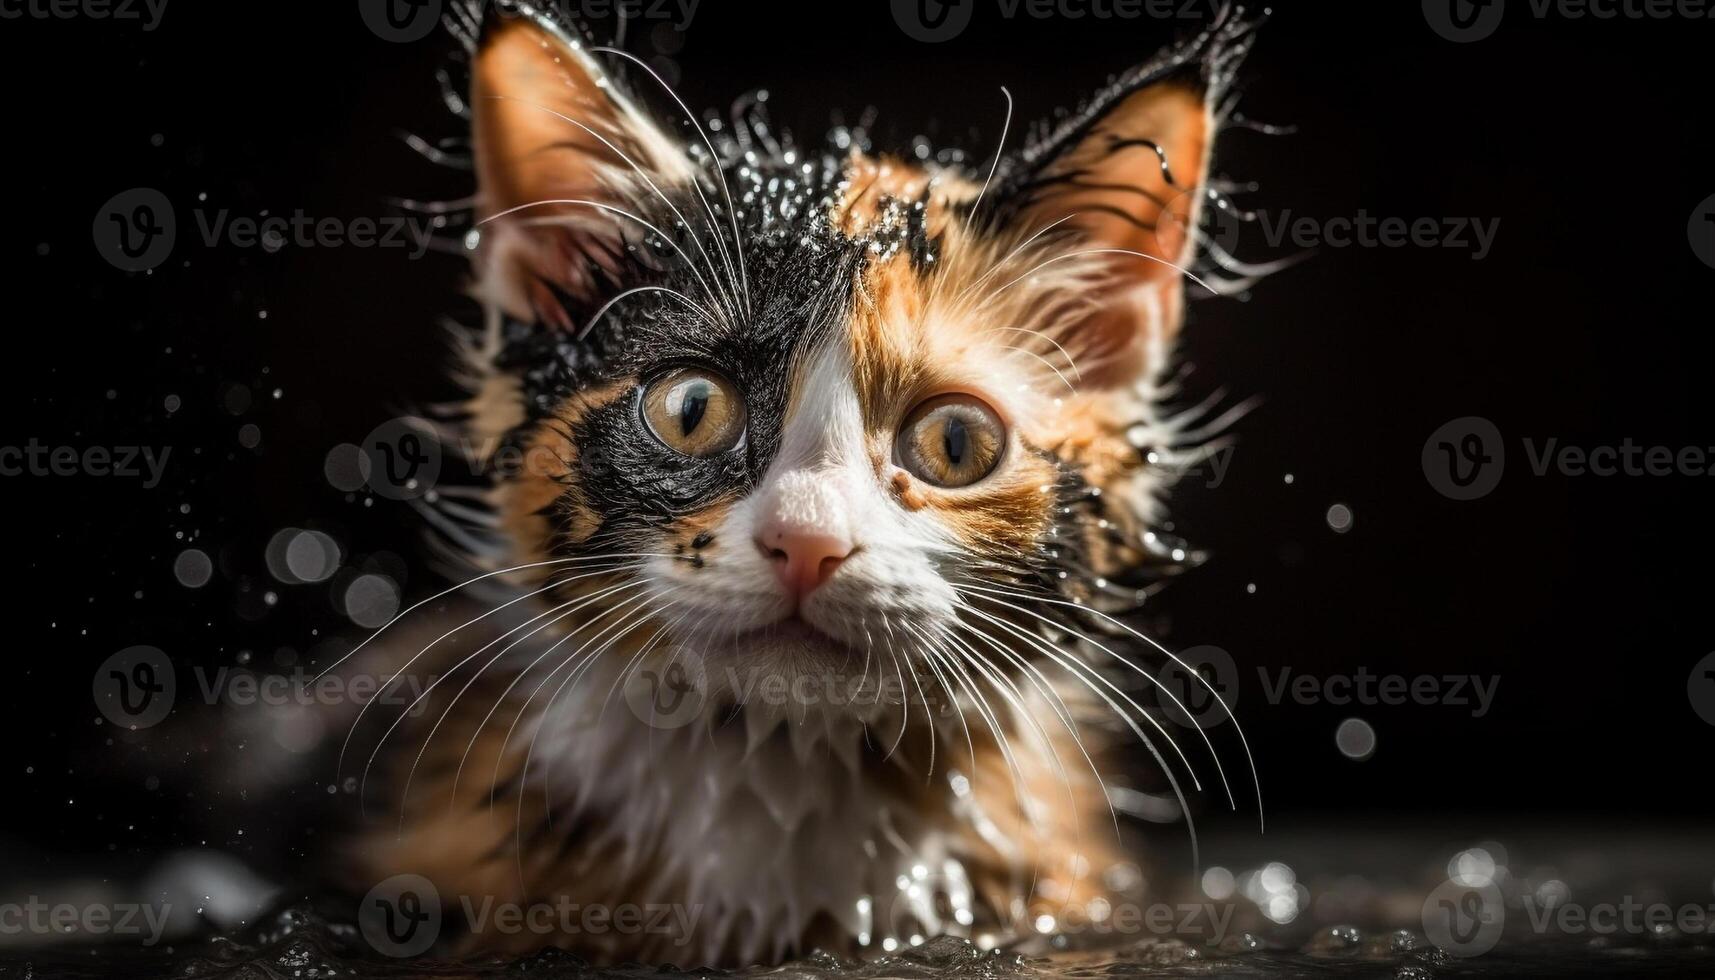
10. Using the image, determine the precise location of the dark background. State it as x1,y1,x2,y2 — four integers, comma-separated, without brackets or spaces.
2,0,1710,886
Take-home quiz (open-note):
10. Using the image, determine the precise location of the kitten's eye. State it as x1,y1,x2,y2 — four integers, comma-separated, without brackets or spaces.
641,368,745,457
896,394,1006,488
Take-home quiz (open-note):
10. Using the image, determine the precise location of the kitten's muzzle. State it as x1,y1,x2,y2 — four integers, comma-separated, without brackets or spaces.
755,528,852,603
753,469,855,604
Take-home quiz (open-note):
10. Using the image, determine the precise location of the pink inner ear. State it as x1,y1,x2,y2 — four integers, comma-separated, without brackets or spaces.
1011,83,1214,388
470,16,688,328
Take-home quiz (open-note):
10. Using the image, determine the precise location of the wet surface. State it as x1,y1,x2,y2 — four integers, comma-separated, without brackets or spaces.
4,825,1711,978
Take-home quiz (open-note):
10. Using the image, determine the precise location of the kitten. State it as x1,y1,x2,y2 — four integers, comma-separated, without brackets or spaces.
349,0,1260,966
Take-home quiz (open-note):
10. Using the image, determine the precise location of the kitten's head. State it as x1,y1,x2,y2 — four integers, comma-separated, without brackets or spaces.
458,6,1254,723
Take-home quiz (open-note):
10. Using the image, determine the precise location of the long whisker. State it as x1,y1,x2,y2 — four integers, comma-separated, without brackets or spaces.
487,96,742,325
579,284,719,340
449,580,649,802
489,591,658,808
389,568,647,825
960,579,1261,826
956,598,1198,785
988,325,1085,384
962,85,1013,235
982,246,1222,306
902,622,977,781
590,46,751,318
339,567,623,791
951,213,1079,309
940,627,1096,902
952,599,1202,867
311,554,651,683
480,199,727,320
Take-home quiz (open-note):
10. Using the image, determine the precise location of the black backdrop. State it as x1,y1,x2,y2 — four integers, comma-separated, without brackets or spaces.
3,0,1711,882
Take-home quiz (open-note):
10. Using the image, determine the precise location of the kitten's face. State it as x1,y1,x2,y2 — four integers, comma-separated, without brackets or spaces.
464,12,1243,717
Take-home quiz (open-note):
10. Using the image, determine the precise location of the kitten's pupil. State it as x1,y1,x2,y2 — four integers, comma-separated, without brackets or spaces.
678,380,710,436
943,416,968,467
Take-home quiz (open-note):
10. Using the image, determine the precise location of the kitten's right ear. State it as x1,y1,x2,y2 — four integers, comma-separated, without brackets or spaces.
472,13,693,329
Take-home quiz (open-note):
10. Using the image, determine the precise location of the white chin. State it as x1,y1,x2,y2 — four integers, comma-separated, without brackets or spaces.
687,618,905,721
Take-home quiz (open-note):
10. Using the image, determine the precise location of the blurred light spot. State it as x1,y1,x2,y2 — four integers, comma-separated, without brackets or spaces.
1202,865,1236,900
1259,861,1296,894
1103,861,1143,892
323,443,367,492
174,549,213,588
1264,892,1299,923
344,574,399,628
1536,879,1569,907
1450,848,1498,888
1326,502,1354,533
238,424,261,448
268,528,342,585
1335,717,1377,760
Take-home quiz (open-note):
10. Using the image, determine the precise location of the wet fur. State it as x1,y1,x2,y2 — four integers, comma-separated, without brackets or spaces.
350,0,1262,967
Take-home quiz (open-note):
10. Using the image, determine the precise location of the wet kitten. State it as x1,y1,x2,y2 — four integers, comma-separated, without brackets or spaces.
347,1,1260,966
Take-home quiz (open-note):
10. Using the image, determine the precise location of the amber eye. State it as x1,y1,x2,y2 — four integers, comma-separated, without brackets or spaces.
896,394,1006,488
641,368,746,457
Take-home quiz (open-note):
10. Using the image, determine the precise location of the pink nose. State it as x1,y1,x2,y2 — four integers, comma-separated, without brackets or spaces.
756,528,853,602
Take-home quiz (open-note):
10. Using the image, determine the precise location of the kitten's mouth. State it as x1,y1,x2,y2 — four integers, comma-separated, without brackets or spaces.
716,614,867,673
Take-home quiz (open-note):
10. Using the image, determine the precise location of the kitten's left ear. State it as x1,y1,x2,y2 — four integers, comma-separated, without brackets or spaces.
471,10,695,328
991,16,1254,386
